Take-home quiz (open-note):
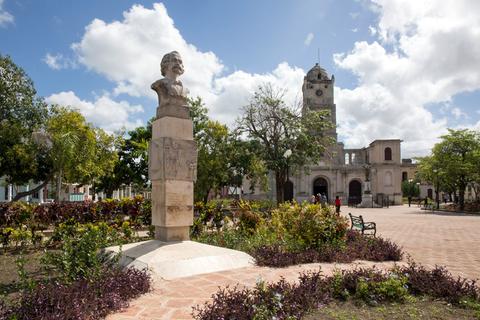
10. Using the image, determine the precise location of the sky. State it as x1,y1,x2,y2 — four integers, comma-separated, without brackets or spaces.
1,0,480,158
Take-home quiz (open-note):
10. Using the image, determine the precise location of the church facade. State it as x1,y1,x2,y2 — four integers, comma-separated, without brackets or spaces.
247,63,416,206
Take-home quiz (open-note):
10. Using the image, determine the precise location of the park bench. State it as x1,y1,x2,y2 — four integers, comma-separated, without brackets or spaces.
348,213,376,237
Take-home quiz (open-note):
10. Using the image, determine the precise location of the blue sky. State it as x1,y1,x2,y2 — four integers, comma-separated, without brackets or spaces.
1,0,480,157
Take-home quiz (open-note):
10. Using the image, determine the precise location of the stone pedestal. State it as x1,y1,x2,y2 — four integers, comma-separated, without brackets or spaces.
357,193,381,208
148,107,197,242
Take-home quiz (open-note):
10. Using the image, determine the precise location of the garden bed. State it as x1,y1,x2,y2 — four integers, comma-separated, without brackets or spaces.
193,201,403,268
193,263,480,319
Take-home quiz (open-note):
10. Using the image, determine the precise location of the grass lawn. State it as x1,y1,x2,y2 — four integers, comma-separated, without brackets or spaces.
306,298,480,320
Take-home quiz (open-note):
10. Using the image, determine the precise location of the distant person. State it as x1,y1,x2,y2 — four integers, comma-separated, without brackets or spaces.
310,195,316,204
335,196,341,214
321,193,327,204
408,196,412,207
424,197,428,208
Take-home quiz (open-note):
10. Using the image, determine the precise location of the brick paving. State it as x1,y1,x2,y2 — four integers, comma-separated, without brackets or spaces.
108,205,480,320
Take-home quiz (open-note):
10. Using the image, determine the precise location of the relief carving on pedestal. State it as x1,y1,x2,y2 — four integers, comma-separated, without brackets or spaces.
149,137,197,182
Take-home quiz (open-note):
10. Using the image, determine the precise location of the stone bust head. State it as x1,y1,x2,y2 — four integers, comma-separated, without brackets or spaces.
151,51,188,110
160,51,184,81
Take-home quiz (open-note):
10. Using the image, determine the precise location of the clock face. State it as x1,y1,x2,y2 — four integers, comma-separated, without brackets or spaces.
315,89,323,97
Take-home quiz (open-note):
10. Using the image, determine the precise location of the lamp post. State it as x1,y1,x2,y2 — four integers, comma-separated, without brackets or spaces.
283,149,292,181
433,169,440,210
283,149,292,202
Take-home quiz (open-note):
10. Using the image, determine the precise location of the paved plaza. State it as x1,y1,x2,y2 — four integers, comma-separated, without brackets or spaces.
108,205,480,320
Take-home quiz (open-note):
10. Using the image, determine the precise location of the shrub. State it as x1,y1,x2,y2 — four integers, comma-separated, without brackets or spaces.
193,271,330,320
0,225,32,250
354,275,409,304
43,221,121,282
0,266,151,320
399,261,480,303
251,231,403,268
345,230,403,261
0,197,152,231
270,202,348,251
194,264,480,319
238,210,261,235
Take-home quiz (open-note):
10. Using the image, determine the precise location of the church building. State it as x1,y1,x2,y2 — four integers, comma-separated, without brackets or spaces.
248,63,416,206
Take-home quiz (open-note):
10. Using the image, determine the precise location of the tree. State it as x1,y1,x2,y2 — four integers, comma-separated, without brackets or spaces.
401,180,420,198
97,121,152,198
417,129,480,211
45,106,118,201
189,97,267,202
0,54,50,192
237,84,334,204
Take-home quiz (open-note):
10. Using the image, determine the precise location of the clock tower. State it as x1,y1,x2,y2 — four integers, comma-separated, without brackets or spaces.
302,63,336,140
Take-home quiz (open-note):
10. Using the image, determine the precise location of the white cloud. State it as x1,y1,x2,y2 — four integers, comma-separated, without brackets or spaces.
451,107,468,119
72,3,223,102
304,32,314,46
45,91,144,132
210,62,305,126
0,0,13,27
43,53,77,70
351,28,358,33
65,3,304,129
333,0,480,156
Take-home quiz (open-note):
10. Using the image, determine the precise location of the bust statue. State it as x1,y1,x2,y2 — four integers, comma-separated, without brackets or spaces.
151,51,189,109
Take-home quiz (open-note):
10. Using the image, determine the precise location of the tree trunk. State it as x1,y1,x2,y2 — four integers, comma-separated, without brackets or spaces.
203,188,211,203
275,170,285,205
11,178,51,202
91,182,96,202
459,185,466,211
55,169,63,202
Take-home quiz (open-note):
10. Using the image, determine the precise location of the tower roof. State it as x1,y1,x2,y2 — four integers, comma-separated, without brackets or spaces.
306,63,330,81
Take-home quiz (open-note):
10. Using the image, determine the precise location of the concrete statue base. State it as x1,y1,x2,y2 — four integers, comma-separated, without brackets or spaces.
105,240,255,280
357,193,381,208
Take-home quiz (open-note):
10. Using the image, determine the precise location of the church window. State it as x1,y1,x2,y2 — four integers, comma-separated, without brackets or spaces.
345,153,349,165
384,171,392,186
384,147,392,161
351,153,356,164
402,172,408,181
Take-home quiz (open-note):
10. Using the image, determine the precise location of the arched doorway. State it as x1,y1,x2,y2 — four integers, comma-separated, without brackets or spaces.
313,177,328,201
348,180,362,206
284,180,294,202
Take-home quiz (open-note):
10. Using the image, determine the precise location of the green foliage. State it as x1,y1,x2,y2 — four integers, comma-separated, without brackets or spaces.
331,272,350,300
355,275,409,304
417,129,480,210
1,226,32,249
0,54,50,186
401,180,420,198
193,200,349,256
189,97,268,202
269,202,348,251
15,252,36,292
42,221,121,282
47,106,116,200
98,121,152,198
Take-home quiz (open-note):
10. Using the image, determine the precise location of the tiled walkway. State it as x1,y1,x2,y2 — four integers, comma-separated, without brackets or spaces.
108,205,480,320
